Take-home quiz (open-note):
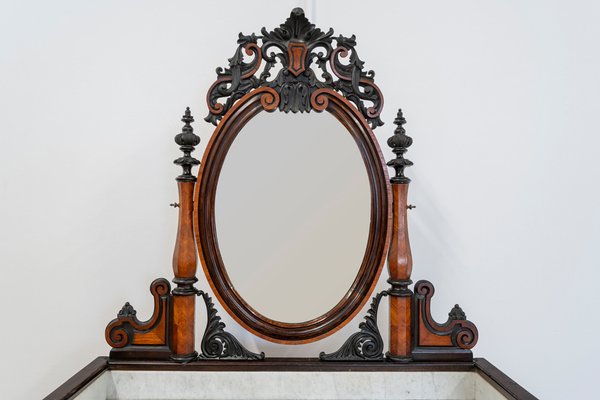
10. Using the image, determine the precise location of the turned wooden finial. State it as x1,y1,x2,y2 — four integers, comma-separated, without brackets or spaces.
387,109,413,183
174,107,201,182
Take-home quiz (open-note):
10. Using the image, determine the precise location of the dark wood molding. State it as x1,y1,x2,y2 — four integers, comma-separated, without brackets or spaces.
108,357,476,372
474,358,539,400
195,86,391,344
109,345,172,361
43,357,108,400
411,346,474,362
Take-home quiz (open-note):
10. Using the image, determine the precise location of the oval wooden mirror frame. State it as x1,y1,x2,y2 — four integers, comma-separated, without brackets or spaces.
195,87,391,343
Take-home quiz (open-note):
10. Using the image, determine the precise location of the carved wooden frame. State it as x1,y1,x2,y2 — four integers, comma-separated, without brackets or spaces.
196,86,391,343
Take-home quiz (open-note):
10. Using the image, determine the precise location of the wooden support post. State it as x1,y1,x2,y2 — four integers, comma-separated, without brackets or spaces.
387,183,413,360
171,180,198,361
171,107,200,362
386,109,414,361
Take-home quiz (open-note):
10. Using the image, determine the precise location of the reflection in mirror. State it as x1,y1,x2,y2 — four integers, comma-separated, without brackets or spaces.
215,110,371,323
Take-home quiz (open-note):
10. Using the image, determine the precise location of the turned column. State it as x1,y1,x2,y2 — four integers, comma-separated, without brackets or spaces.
386,109,414,361
171,107,200,362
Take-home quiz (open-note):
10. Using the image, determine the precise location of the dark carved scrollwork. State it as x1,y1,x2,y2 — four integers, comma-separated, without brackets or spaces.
105,278,171,348
197,291,265,360
205,35,262,126
414,280,478,350
319,291,387,361
205,8,384,129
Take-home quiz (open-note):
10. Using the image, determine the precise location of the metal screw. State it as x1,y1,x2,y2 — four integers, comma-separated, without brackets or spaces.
407,204,416,210
170,203,180,208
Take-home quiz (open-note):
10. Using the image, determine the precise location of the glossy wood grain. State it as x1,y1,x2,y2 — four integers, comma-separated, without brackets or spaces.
387,183,413,359
171,181,198,360
172,182,197,280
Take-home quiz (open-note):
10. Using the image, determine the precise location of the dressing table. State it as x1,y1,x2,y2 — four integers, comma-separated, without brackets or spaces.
44,8,537,400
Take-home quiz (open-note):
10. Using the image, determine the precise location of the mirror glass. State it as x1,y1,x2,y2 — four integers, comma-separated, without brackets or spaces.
215,111,371,323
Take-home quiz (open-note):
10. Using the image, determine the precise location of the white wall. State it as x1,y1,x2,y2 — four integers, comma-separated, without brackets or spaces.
1,1,598,399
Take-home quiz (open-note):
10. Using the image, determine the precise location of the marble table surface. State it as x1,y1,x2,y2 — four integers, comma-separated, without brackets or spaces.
73,370,509,400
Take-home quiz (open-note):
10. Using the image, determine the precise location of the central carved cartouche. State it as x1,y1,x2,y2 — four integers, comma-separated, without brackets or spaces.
287,41,307,76
205,8,384,128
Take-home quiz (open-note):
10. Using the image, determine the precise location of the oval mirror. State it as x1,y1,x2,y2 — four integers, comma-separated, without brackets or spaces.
215,111,370,323
197,89,390,343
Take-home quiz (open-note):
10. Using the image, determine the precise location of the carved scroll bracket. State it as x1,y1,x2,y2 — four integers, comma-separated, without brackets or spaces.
413,280,479,359
105,278,171,359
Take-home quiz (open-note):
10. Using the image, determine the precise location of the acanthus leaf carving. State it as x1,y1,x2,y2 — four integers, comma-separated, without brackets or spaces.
197,291,265,360
319,291,388,361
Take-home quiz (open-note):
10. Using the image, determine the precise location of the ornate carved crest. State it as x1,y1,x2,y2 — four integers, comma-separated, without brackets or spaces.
205,8,384,129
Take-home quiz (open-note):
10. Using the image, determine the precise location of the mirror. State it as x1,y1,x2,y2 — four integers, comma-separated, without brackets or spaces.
215,111,371,323
197,88,390,343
